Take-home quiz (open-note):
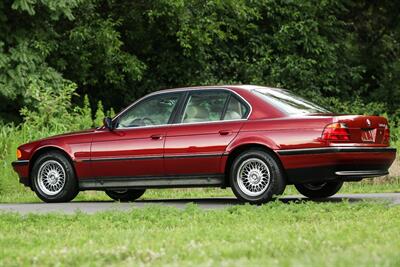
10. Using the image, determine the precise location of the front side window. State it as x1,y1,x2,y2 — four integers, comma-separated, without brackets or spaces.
116,93,180,128
181,91,229,123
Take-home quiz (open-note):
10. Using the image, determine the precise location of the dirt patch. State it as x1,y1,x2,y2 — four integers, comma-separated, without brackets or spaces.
389,157,400,178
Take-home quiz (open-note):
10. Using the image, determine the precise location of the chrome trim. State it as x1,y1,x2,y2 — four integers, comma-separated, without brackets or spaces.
164,153,222,159
11,160,29,167
85,153,223,162
335,170,389,177
110,87,253,130
83,155,163,162
277,147,397,156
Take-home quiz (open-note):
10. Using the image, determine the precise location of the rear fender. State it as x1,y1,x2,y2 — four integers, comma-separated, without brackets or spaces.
220,132,280,173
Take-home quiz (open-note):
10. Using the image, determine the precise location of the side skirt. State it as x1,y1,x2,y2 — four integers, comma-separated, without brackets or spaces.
79,174,225,190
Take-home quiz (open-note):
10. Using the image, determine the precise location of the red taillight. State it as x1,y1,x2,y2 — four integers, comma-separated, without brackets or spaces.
384,126,390,144
322,123,350,141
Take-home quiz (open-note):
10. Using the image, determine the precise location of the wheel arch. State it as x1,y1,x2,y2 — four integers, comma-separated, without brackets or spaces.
29,145,76,187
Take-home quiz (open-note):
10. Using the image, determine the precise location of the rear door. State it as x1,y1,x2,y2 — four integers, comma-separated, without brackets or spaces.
164,89,250,176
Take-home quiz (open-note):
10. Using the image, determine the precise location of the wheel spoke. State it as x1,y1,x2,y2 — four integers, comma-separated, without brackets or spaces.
236,158,271,197
37,160,66,196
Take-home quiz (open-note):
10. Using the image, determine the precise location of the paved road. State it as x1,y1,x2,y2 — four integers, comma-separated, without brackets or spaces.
0,193,398,214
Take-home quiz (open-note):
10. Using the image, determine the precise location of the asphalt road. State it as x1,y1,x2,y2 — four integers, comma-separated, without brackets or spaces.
0,193,398,214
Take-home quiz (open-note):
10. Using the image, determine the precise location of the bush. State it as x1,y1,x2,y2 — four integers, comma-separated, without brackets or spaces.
20,82,92,136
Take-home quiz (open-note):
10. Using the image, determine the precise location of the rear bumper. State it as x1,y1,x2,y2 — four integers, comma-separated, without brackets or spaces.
277,147,396,184
11,160,30,187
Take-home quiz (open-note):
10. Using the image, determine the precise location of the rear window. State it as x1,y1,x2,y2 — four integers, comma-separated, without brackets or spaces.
253,88,330,114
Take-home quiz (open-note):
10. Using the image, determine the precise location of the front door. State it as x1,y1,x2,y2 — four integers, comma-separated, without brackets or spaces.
90,92,182,179
164,89,250,176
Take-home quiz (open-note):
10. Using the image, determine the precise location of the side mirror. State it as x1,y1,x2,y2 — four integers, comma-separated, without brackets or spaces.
103,117,114,130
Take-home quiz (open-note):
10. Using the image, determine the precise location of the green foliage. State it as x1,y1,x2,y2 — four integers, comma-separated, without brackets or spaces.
20,82,92,136
94,100,105,127
0,0,399,119
80,94,94,129
107,107,116,118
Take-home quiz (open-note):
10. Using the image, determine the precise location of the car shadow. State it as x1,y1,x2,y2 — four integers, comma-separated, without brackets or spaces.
132,196,364,205
12,196,367,206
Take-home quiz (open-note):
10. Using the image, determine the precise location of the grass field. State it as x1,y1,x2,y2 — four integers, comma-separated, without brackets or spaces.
0,201,399,266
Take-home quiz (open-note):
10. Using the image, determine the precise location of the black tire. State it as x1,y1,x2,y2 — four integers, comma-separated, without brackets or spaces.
230,149,286,204
31,151,79,203
294,181,343,199
105,189,146,202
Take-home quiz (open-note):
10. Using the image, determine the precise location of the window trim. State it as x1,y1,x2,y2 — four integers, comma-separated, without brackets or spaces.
111,88,252,130
177,89,230,124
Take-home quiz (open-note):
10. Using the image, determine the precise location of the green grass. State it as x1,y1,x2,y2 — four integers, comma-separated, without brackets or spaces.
0,201,399,266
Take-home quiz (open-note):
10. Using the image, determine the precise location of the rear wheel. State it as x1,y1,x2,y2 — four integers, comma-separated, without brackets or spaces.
230,149,286,204
105,189,146,202
31,151,78,203
294,181,343,199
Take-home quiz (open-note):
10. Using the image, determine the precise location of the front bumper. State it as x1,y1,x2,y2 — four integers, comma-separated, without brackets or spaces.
11,160,30,187
277,147,397,184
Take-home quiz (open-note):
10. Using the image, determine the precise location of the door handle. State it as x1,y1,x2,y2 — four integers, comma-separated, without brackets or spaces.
219,130,231,136
150,134,163,140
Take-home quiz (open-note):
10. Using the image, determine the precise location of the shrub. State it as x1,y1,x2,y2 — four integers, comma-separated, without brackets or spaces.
20,81,92,136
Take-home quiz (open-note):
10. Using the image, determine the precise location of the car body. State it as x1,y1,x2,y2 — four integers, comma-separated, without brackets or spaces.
12,85,397,203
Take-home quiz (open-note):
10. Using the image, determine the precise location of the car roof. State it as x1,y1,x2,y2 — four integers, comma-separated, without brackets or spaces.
150,84,278,94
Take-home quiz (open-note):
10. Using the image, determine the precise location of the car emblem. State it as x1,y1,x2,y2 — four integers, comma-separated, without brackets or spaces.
366,119,371,127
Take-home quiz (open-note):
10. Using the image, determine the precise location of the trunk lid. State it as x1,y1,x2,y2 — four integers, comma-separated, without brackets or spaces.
333,115,389,144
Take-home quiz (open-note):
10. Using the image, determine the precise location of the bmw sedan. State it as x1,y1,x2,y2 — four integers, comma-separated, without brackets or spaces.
12,85,397,203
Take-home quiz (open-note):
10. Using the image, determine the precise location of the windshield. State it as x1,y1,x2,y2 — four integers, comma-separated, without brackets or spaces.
253,88,330,114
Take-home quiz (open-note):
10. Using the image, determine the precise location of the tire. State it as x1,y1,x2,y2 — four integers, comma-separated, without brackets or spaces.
294,181,343,199
31,151,79,203
230,149,286,204
105,189,146,202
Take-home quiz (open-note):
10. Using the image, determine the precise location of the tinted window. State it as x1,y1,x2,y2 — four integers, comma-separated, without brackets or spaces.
223,96,248,120
181,91,229,123
116,93,180,128
253,88,329,114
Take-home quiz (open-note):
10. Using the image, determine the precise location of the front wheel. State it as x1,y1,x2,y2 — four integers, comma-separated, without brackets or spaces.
105,189,146,202
294,181,343,199
31,151,79,203
230,149,286,204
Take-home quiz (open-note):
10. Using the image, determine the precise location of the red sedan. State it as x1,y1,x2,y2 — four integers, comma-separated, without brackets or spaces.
12,85,396,203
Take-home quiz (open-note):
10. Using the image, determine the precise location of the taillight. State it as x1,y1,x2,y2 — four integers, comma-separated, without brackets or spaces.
322,123,350,141
17,149,22,159
384,125,390,144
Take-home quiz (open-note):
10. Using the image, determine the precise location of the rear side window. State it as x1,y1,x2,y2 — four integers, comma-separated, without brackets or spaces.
181,91,229,123
223,96,249,120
